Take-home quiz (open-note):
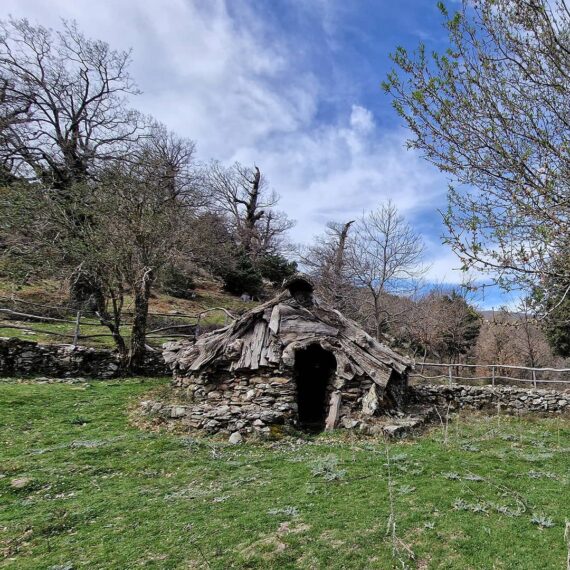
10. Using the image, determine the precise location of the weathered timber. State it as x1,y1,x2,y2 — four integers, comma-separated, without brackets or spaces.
163,274,413,432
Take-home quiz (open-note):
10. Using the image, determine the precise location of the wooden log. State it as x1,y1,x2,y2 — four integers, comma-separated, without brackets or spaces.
279,315,339,343
325,391,341,430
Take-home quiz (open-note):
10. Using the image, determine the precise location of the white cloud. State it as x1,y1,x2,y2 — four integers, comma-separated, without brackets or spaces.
232,106,447,247
424,250,466,284
3,0,319,161
350,104,375,133
3,0,451,274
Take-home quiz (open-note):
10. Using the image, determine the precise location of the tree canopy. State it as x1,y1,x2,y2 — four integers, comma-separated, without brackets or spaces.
384,0,570,297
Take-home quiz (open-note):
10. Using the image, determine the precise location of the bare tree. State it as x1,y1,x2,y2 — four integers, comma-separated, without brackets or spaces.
0,18,143,189
474,311,519,375
0,77,30,155
390,286,480,364
96,126,198,370
347,202,426,340
205,161,294,258
12,125,199,370
299,220,355,313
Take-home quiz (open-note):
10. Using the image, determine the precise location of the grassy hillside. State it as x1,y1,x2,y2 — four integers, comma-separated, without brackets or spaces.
0,278,257,348
1,379,569,569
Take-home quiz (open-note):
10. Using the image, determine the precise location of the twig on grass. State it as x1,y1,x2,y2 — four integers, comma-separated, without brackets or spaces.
385,444,415,568
564,521,570,570
434,402,452,446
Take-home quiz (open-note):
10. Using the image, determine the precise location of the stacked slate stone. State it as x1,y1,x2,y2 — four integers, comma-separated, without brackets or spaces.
0,337,168,378
410,384,569,414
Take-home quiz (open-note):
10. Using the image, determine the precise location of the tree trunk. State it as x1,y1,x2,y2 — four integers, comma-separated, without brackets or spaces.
332,220,354,308
243,166,263,255
92,286,128,368
373,295,383,341
128,269,154,372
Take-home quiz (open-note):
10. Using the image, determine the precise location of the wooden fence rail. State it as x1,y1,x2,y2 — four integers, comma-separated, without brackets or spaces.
410,362,570,387
0,301,236,347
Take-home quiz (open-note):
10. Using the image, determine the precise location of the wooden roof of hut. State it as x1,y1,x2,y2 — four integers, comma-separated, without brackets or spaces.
164,275,413,391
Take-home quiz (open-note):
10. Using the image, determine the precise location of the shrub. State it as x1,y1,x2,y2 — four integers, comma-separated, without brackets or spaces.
256,254,297,285
222,252,262,296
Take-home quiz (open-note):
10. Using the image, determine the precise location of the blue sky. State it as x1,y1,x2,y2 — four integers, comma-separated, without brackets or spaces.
3,0,514,308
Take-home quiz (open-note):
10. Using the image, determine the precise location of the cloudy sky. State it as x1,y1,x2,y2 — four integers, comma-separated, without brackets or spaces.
3,0,512,307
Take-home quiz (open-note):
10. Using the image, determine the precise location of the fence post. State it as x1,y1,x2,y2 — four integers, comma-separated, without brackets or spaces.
448,364,453,387
532,369,537,389
72,310,81,346
491,365,495,387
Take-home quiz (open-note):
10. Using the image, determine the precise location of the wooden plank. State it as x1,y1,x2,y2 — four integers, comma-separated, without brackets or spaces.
325,391,341,430
232,328,255,370
279,315,339,340
268,304,281,335
266,339,282,364
249,320,267,370
339,339,391,387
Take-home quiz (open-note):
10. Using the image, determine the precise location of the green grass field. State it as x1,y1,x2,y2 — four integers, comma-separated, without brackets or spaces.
1,379,569,569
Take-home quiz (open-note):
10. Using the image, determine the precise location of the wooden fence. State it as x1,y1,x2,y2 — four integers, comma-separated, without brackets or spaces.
3,295,570,386
0,296,236,348
409,362,570,387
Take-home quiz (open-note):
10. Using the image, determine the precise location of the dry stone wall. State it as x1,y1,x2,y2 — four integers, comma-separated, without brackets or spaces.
0,337,168,378
142,381,570,436
410,384,569,414
141,370,378,434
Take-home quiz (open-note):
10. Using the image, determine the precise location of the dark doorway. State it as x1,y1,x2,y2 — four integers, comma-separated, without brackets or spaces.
294,344,337,431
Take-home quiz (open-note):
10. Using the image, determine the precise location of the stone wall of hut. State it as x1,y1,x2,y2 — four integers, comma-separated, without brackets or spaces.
141,369,380,434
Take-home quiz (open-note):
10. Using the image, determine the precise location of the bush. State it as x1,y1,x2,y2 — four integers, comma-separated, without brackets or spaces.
222,253,262,296
257,254,297,285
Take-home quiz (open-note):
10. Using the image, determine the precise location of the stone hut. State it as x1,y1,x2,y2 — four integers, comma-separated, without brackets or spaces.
161,275,413,434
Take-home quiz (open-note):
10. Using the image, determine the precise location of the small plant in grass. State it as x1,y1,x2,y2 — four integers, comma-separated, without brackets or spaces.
434,402,452,446
442,472,461,480
398,484,416,495
385,447,416,569
464,473,485,482
268,506,299,517
180,437,201,450
453,499,469,511
390,453,409,463
460,443,480,452
531,514,555,529
492,504,523,518
453,498,488,514
519,452,554,462
527,470,557,479
311,455,346,481
212,495,230,503
208,444,223,460
69,415,89,426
